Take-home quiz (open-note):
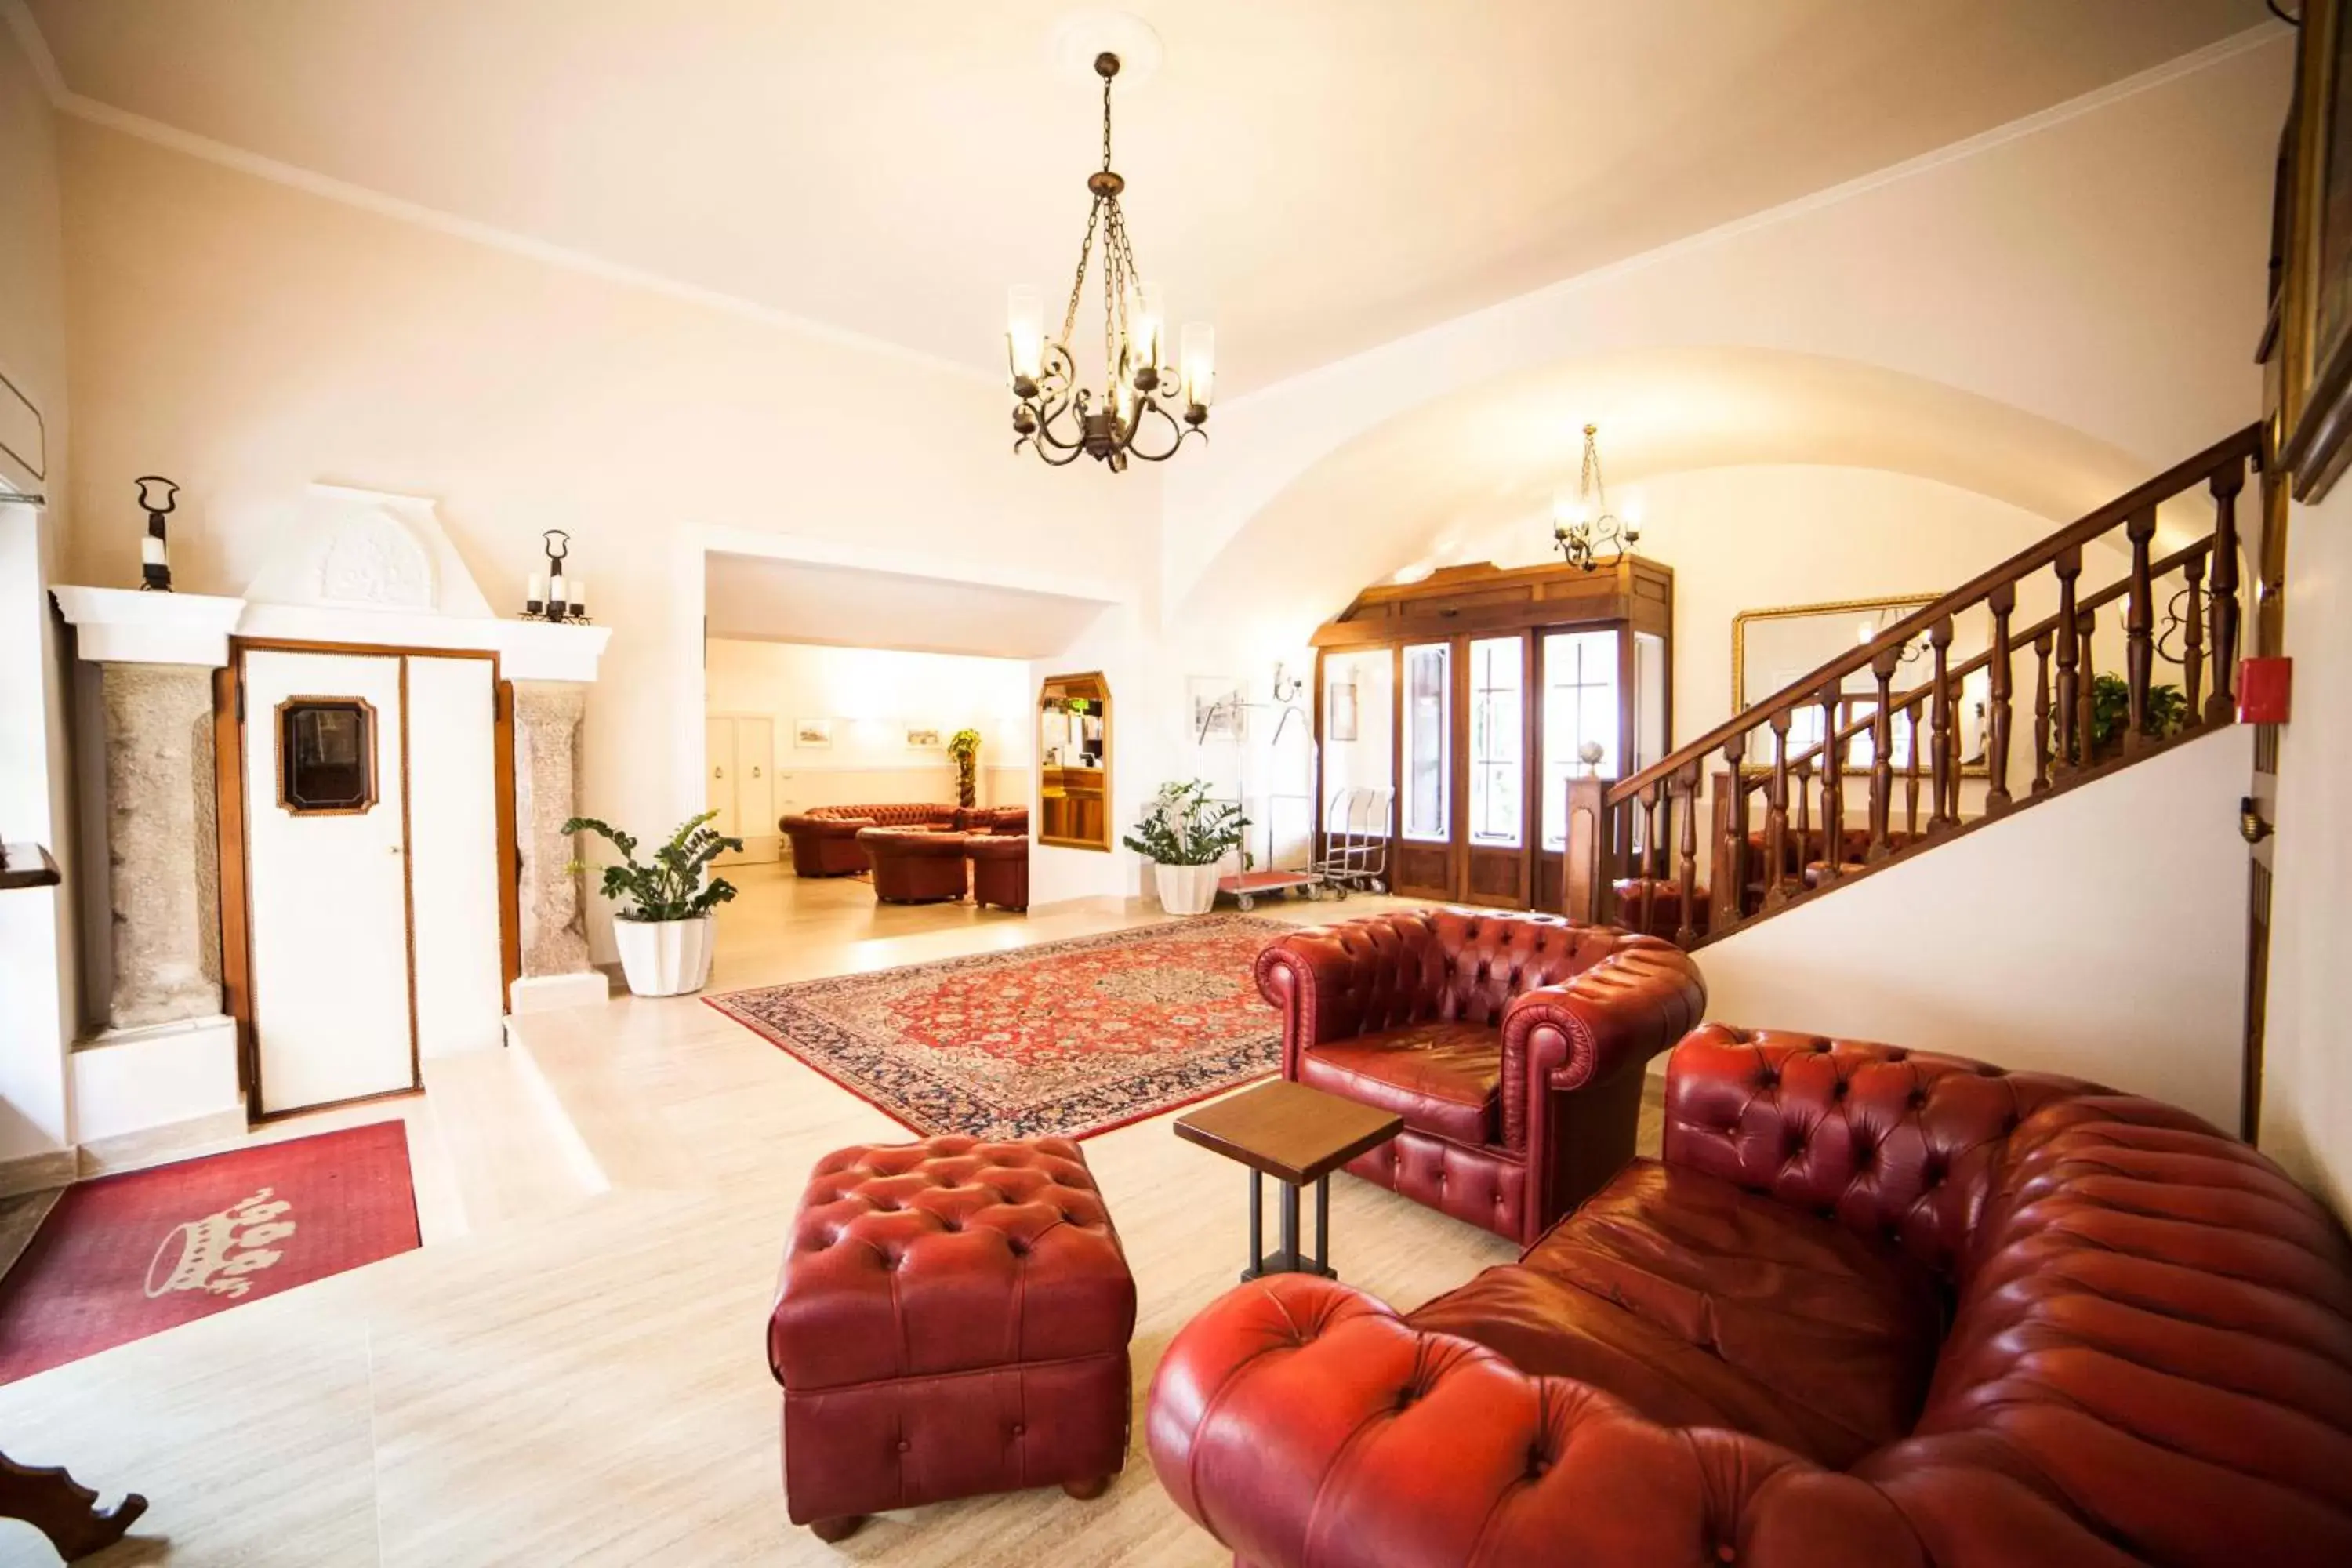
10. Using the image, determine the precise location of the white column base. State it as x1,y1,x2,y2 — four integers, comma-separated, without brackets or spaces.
71,1014,244,1144
508,971,611,1016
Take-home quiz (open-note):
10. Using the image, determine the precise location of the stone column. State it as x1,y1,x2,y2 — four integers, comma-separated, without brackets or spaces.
510,682,605,1011
100,664,223,1029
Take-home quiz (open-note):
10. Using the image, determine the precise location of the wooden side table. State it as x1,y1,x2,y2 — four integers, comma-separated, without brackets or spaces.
1174,1080,1403,1281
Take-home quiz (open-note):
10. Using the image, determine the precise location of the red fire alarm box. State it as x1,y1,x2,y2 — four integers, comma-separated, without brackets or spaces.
2238,657,2292,724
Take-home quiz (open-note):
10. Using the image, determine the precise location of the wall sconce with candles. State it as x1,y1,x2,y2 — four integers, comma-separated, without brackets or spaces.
521,529,590,623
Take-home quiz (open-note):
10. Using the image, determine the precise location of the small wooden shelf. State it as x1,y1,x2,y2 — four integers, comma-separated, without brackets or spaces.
0,844,60,891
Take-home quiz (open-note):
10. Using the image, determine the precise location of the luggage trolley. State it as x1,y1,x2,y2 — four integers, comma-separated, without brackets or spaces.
1312,786,1392,896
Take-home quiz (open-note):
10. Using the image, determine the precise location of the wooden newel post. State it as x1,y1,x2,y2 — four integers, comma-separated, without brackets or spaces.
1563,775,1619,926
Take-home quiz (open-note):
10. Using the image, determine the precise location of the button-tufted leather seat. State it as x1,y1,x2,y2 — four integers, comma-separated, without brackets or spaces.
1256,909,1706,1244
858,826,971,903
769,1134,1134,1541
1146,1025,2352,1566
779,802,959,876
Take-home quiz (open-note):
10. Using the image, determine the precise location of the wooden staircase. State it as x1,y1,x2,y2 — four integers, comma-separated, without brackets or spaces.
1564,423,2263,949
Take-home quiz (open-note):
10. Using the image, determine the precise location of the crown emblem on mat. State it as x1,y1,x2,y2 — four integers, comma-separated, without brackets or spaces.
143,1187,298,1301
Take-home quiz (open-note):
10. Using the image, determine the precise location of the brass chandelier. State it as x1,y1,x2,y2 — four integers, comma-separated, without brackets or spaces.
1553,423,1641,572
1005,52,1214,470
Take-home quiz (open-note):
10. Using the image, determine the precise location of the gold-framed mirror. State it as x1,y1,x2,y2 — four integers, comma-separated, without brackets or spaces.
1733,596,1994,777
1037,671,1111,850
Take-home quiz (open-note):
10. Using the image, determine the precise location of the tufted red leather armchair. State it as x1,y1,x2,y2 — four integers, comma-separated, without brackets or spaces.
858,827,970,903
1147,1025,2352,1567
1255,909,1705,1246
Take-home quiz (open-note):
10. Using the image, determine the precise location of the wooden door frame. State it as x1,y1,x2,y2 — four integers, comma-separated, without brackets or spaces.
219,637,521,1123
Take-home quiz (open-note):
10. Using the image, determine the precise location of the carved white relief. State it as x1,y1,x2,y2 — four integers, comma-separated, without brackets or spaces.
318,506,437,610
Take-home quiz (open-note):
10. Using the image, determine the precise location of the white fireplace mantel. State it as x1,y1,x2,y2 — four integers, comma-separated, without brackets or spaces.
51,484,611,681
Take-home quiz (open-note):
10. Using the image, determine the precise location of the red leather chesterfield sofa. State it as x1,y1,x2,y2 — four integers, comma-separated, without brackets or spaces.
966,833,1029,912
1148,1025,2352,1567
1254,910,1704,1245
780,803,1027,877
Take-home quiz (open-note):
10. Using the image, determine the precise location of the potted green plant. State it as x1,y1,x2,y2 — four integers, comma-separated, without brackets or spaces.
563,809,742,996
1123,781,1249,916
2088,673,2190,762
947,728,982,808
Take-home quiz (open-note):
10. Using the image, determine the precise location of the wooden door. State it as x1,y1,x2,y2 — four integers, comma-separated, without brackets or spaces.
245,650,415,1115
1459,634,1532,906
735,717,775,861
705,717,738,834
1392,641,1454,898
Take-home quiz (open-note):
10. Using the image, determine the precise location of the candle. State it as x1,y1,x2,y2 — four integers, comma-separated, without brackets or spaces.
529,572,546,604
548,572,567,605
566,574,584,614
142,535,167,566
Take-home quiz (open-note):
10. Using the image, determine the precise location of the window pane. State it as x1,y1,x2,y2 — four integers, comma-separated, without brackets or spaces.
1401,644,1450,842
1540,632,1620,849
1468,637,1523,848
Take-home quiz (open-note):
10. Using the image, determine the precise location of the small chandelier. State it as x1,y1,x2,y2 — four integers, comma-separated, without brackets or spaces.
1553,423,1640,572
1005,52,1213,471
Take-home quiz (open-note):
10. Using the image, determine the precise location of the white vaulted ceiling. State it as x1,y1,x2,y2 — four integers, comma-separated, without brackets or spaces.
18,0,2271,394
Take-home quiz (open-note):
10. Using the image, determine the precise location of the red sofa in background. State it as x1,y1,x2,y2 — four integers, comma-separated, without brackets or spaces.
779,803,1027,877
858,827,970,903
1148,1025,2352,1566
1254,910,1704,1246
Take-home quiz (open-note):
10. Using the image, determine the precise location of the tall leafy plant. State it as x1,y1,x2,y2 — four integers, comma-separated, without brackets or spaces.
1122,781,1249,866
563,809,742,922
2088,673,2188,756
947,728,982,808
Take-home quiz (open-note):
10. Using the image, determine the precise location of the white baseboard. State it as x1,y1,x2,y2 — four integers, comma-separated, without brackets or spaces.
509,971,611,1015
71,1014,244,1145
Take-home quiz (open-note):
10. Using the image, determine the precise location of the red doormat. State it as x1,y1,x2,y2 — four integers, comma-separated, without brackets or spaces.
0,1121,421,1383
708,914,1294,1141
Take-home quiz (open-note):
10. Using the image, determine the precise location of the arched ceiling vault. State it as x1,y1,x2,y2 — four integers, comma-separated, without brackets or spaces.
1175,347,2220,651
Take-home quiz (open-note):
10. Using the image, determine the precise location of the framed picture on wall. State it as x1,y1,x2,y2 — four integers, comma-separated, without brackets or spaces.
1327,680,1360,742
2282,0,2352,501
1189,677,1242,742
906,724,944,750
794,718,833,749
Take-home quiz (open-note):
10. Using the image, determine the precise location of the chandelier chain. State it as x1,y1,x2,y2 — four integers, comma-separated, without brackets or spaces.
1059,196,1101,349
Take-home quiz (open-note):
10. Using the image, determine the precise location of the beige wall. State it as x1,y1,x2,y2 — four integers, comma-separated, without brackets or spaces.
55,121,1159,956
704,637,1032,821
2261,485,2352,1215
0,13,78,1163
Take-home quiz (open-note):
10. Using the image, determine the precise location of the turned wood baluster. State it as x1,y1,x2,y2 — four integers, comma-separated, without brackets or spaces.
1904,698,1923,838
1639,782,1662,937
1711,740,1750,932
1675,764,1700,947
1867,650,1897,859
2076,608,2098,768
1986,583,2015,811
2053,547,2082,772
2207,459,2243,726
1766,710,1792,909
1793,757,1813,873
2031,630,2053,795
1817,681,1845,885
2125,508,2157,755
2182,550,2206,721
1928,616,1955,832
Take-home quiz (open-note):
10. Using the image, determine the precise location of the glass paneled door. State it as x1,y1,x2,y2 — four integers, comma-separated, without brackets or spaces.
1388,634,1535,907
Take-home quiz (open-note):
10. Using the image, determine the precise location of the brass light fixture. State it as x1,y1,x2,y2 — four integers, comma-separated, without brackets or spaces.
1552,423,1640,572
1006,52,1213,470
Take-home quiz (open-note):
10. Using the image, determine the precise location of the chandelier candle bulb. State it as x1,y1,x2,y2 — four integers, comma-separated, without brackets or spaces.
1007,285,1046,386
1181,322,1215,408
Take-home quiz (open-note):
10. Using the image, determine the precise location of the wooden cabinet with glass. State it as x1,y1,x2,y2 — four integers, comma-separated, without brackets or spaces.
1037,671,1112,851
1312,557,1672,911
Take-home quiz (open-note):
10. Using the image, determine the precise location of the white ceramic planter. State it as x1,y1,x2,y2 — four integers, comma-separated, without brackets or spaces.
612,914,714,997
1153,861,1221,916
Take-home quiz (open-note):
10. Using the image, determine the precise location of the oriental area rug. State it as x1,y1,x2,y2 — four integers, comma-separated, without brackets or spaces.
708,914,1294,1140
0,1121,422,1383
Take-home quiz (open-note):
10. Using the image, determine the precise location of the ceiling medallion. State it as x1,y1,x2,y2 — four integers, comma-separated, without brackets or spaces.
1552,423,1641,572
1005,50,1213,471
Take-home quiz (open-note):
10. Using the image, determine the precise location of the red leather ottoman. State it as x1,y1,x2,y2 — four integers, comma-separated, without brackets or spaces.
768,1135,1135,1541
